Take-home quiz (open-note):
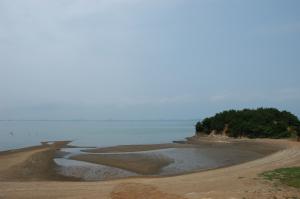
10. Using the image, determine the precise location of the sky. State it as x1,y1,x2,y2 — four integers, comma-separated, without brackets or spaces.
0,0,300,120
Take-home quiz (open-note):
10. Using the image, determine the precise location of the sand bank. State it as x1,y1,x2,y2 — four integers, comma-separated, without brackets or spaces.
71,153,174,175
82,143,194,153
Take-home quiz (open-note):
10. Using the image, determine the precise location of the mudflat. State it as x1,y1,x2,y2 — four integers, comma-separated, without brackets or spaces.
71,140,281,177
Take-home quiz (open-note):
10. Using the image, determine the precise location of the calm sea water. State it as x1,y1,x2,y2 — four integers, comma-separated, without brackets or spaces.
0,120,196,151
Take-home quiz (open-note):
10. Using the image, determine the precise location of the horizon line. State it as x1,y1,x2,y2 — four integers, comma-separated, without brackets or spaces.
0,119,199,122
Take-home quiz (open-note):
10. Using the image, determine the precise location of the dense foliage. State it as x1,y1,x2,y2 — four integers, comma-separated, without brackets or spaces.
195,108,300,139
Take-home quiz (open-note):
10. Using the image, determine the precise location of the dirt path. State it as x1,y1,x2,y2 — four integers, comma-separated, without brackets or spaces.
0,139,300,199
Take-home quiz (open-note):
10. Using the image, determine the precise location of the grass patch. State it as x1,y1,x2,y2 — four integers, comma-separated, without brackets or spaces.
261,167,300,188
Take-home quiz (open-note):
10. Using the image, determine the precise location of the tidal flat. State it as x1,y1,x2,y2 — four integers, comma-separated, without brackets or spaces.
54,140,281,181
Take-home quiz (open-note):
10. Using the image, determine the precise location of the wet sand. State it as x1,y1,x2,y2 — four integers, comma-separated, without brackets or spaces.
1,139,282,181
69,140,281,178
1,139,300,198
71,153,174,175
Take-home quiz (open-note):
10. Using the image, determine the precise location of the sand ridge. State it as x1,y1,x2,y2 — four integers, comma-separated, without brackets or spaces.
71,152,174,175
82,143,195,153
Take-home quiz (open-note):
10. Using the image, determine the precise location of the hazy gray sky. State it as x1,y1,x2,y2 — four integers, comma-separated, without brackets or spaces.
0,0,300,120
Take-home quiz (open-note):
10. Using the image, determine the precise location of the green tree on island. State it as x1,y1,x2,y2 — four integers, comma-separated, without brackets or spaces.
195,108,300,140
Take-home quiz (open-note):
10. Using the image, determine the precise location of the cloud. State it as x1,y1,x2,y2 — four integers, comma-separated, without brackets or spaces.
0,0,300,119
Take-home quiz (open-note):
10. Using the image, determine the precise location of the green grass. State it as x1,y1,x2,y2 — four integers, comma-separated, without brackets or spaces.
261,167,300,188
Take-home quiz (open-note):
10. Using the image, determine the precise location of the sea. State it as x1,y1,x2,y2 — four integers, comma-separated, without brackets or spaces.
0,120,196,151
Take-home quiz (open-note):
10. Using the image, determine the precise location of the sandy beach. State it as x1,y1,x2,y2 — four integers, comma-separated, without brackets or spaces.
0,139,300,199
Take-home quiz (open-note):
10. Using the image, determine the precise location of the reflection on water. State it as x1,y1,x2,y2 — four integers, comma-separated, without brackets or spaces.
159,148,218,174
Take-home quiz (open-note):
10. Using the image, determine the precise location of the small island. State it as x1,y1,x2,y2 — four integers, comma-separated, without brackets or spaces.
195,108,300,139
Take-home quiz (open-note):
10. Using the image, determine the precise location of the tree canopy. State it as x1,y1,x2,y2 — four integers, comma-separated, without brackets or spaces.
195,108,300,139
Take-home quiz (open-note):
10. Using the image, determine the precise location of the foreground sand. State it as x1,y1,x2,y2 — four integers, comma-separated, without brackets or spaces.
0,139,300,199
